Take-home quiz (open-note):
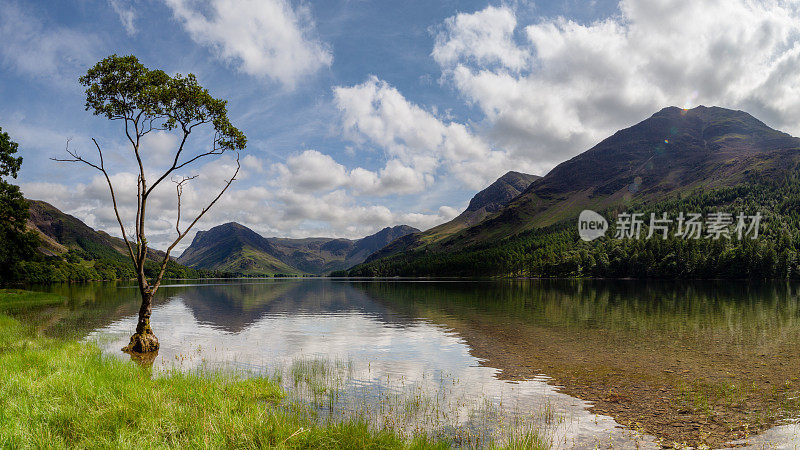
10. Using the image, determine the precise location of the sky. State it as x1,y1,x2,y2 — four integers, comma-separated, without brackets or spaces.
4,0,800,252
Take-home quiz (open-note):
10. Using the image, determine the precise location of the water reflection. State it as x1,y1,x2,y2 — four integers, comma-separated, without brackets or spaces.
74,280,651,448
21,279,800,447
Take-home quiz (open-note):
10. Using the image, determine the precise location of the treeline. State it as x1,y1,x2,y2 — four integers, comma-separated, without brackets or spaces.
347,169,800,279
8,250,220,284
6,236,298,284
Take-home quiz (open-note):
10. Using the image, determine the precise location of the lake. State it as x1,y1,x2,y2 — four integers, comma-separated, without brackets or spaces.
21,279,800,448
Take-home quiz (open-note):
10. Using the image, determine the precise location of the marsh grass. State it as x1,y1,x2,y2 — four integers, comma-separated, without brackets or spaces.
0,290,455,449
0,289,551,449
278,358,556,449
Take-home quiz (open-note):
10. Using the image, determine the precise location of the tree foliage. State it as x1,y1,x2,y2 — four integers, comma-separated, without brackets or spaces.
0,128,38,281
56,54,247,350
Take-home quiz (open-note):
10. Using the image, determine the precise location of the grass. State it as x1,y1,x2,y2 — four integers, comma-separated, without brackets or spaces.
0,289,549,449
0,289,453,449
280,357,561,449
0,289,66,313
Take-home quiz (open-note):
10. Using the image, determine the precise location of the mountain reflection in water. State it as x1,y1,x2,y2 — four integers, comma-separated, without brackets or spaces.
27,279,800,448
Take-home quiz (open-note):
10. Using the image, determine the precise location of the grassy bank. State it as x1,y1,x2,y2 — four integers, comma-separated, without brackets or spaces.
0,290,455,449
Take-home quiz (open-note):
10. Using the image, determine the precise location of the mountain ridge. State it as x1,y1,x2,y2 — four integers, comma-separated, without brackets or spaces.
177,223,419,275
347,105,800,277
363,170,540,264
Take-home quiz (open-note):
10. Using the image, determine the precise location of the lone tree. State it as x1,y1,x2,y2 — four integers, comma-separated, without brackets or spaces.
56,55,246,353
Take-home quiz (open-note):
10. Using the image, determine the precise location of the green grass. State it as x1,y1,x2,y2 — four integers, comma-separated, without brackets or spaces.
0,290,454,449
0,289,66,313
0,289,549,449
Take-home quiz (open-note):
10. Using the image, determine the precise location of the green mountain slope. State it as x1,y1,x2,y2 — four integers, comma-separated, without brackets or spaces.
364,171,539,263
177,223,419,275
28,200,134,261
176,222,301,276
17,200,200,282
348,106,800,279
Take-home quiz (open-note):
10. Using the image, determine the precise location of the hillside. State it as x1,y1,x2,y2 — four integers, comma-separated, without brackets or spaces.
17,200,201,282
348,106,800,278
176,222,301,276
177,223,419,275
364,171,539,263
457,171,541,226
27,200,177,262
470,106,797,242
28,200,134,261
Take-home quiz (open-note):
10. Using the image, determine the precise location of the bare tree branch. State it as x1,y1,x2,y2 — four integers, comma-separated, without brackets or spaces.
51,139,137,264
151,154,240,292
144,126,228,198
144,127,190,197
173,174,198,234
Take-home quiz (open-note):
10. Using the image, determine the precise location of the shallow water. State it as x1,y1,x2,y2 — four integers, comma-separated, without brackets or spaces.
24,279,800,448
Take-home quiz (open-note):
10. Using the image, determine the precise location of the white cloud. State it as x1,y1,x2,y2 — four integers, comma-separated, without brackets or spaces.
0,1,99,83
274,150,349,192
432,5,528,71
272,150,439,196
108,0,137,36
163,0,332,88
241,154,265,173
333,76,536,191
434,0,800,169
23,150,459,252
140,130,179,161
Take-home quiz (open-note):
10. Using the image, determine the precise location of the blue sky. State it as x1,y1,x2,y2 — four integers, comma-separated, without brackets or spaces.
3,0,800,251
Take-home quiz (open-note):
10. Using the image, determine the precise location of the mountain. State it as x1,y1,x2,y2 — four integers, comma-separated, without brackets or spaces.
19,200,202,282
348,106,800,278
177,223,419,275
470,105,797,242
364,171,539,263
28,200,141,261
176,222,300,275
269,224,419,274
457,171,541,226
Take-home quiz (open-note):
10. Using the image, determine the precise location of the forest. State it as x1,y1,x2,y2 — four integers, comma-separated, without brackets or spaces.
346,168,800,279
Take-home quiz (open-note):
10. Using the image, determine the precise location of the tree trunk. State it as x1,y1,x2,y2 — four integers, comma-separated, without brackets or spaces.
122,290,159,353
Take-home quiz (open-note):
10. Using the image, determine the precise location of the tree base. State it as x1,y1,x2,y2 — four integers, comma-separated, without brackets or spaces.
126,349,158,368
122,329,160,354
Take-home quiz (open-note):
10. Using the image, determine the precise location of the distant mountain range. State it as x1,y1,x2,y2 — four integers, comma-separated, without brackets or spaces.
29,105,797,280
176,168,544,276
24,199,422,277
347,106,800,278
176,223,419,275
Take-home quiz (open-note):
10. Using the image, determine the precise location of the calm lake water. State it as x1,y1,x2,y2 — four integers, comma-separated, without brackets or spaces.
22,279,800,448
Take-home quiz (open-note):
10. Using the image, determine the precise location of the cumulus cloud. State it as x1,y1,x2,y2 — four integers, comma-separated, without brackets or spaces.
23,149,458,251
432,5,527,71
434,0,800,168
267,188,458,237
273,150,349,192
333,76,537,191
271,149,438,197
163,0,332,88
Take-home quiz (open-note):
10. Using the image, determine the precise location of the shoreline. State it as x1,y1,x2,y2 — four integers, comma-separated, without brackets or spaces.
0,289,456,449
